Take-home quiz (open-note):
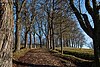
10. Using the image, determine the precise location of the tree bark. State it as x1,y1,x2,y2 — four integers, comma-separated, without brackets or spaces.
25,31,28,48
15,22,21,51
0,0,13,67
39,36,42,48
93,9,100,67
46,36,49,48
15,0,21,51
60,23,63,54
33,34,35,45
48,32,51,49
29,32,32,49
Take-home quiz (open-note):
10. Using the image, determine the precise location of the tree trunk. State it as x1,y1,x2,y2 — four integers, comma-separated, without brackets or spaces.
25,31,28,48
51,21,54,50
39,36,42,48
93,21,100,67
48,30,50,49
0,0,13,67
15,23,21,51
46,36,48,48
66,39,68,47
51,29,54,50
60,23,63,54
33,34,35,45
60,35,63,55
93,35,99,67
50,28,52,49
15,0,21,51
29,32,32,49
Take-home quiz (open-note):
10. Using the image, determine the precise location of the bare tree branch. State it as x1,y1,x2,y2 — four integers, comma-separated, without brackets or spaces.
69,0,93,38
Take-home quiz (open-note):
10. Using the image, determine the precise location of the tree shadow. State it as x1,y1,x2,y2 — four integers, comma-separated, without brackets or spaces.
13,60,59,67
52,53,93,67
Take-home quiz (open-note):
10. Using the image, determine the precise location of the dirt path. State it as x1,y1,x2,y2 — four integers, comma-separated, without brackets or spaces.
13,48,76,67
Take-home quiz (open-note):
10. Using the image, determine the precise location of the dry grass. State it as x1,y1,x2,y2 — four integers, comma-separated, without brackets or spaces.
13,48,30,60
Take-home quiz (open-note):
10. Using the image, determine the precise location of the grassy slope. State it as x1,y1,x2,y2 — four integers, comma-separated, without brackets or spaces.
13,48,30,60
56,47,94,60
50,48,94,67
56,47,94,54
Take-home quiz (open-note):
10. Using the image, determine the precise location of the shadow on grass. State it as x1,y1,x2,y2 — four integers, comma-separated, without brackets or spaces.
13,60,59,67
49,50,94,67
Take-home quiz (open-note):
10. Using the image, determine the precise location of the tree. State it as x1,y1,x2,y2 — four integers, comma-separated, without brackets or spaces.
24,9,30,48
29,0,37,49
0,0,14,67
14,0,26,51
69,0,100,66
35,18,44,48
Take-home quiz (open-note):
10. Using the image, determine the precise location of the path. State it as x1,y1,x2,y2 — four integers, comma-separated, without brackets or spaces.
13,48,76,67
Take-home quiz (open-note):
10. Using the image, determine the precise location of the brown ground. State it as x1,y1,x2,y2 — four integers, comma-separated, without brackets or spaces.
13,48,76,67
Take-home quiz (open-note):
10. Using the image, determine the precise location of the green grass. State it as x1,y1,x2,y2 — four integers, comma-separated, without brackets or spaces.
50,49,93,67
56,47,94,54
56,47,94,60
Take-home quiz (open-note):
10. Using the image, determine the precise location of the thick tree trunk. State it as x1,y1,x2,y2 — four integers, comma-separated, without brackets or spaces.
0,0,13,67
29,32,32,49
93,4,100,66
46,36,48,48
15,23,21,51
15,0,21,51
93,32,100,63
15,1,21,51
25,31,28,48
93,35,99,67
93,21,100,67
51,22,55,50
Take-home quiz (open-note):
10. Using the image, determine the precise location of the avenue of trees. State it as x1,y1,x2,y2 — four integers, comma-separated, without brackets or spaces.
0,0,99,67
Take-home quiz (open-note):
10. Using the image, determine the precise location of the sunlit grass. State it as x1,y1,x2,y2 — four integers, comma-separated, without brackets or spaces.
56,47,94,55
56,47,94,60
50,49,93,67
13,48,30,60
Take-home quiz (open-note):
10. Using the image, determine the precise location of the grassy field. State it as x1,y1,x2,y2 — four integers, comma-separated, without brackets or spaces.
50,49,93,67
56,47,94,54
56,47,94,60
